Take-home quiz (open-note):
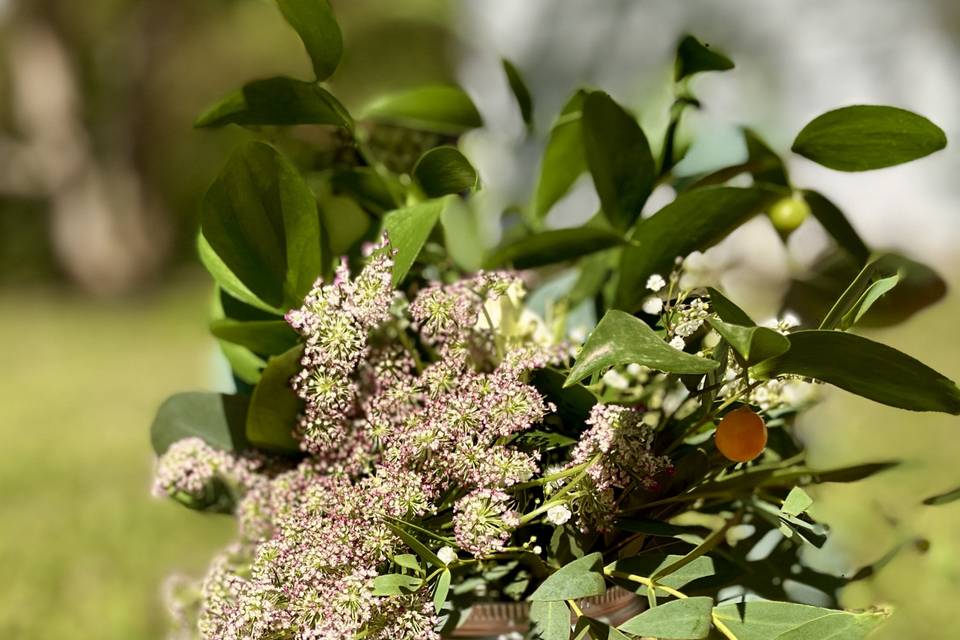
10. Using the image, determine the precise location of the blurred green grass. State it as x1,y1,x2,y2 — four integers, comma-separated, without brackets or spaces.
0,273,958,638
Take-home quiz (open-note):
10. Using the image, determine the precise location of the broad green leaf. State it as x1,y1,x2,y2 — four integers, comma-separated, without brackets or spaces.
801,190,870,264
441,197,484,271
582,91,655,231
385,522,445,568
774,611,887,640
502,58,533,128
218,339,267,385
528,553,606,602
820,255,903,330
276,0,343,81
246,345,303,453
781,487,813,517
923,485,960,506
713,601,882,640
754,331,960,414
575,618,631,640
606,554,715,590
317,191,372,256
744,128,790,187
433,569,451,613
210,319,299,356
707,287,755,326
201,141,323,310
533,90,588,219
198,234,283,315
383,197,447,285
792,105,946,171
330,168,400,215
151,392,249,455
565,310,718,387
615,186,781,311
707,318,789,366
675,34,734,80
195,77,352,129
614,520,700,540
529,600,571,640
372,573,422,596
361,85,482,135
413,146,478,197
393,554,421,573
618,597,713,639
485,227,625,270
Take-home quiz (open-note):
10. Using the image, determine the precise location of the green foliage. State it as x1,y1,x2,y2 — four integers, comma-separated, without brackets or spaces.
151,392,249,455
618,597,713,639
800,190,871,264
195,77,352,129
413,146,478,197
707,318,790,366
502,58,534,128
533,90,588,220
275,0,343,81
607,554,716,590
210,319,299,356
245,345,303,453
383,197,447,285
529,600,572,640
819,254,903,330
792,105,947,171
485,227,625,269
675,35,735,80
361,85,482,134
528,553,606,601
712,601,887,640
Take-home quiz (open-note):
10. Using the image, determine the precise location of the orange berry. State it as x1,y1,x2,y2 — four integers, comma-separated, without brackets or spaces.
715,407,767,463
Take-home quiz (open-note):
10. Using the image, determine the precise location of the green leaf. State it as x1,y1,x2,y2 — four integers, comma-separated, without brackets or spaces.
712,601,885,640
615,186,781,311
753,330,960,414
485,227,625,270
923,485,960,506
275,0,343,81
839,274,899,330
195,77,352,129
707,287,755,326
502,58,533,128
441,197,484,271
210,319,299,356
618,597,713,639
198,234,283,315
744,128,790,187
385,522,445,568
533,90,588,219
820,254,904,330
792,105,947,171
781,487,814,517
433,568,451,614
151,392,249,455
201,141,323,310
317,190,372,256
218,339,267,385
529,600,571,640
565,310,718,387
246,345,303,453
774,611,887,640
383,197,447,286
412,146,478,197
801,190,870,264
575,618,631,640
582,91,655,231
393,554,421,573
675,35,734,81
361,85,482,135
528,553,606,602
372,573,422,596
707,318,790,366
606,554,715,590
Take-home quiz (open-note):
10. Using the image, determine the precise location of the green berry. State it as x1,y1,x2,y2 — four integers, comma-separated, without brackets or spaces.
768,195,811,233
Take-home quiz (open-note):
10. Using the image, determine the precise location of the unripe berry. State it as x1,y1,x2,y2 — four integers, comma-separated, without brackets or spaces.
768,195,811,234
715,407,767,462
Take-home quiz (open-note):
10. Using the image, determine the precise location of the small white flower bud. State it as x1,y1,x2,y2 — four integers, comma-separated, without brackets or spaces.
646,274,667,292
669,336,686,351
437,546,458,565
642,296,664,315
545,504,572,526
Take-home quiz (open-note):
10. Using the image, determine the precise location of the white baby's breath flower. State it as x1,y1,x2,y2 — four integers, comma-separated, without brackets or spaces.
669,336,686,351
642,296,664,315
602,369,630,390
646,274,666,292
437,546,458,566
545,504,572,526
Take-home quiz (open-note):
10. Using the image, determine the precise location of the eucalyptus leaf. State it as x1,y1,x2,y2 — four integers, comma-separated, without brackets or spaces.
246,345,304,453
712,601,884,640
372,573,422,596
529,600,571,640
781,487,814,517
195,77,352,129
606,554,715,590
533,90,588,219
276,0,343,81
485,227,625,270
616,186,781,311
582,91,655,231
773,611,887,640
618,597,713,639
675,34,735,81
753,330,960,414
361,85,482,135
210,319,300,356
151,392,249,455
393,554,421,573
383,197,447,285
433,569,451,614
528,553,606,602
792,105,946,171
413,146,478,197
565,310,718,388
575,618,631,640
502,58,533,128
707,318,790,366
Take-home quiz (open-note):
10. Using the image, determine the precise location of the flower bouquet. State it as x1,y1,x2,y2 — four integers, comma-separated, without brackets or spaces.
151,2,959,639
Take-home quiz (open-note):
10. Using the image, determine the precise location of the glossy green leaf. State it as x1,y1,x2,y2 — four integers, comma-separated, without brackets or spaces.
246,345,303,453
502,58,533,128
618,597,713,639
712,601,885,640
528,553,606,602
923,485,960,506
675,35,734,81
151,392,249,455
792,105,946,171
218,339,267,385
781,487,814,517
485,227,625,270
317,191,372,256
276,0,343,81
195,77,352,129
533,90,588,219
606,554,715,590
393,554,421,573
372,573,422,596
198,235,283,315
708,318,790,366
801,190,870,264
582,91,655,231
383,197,447,285
441,197,484,271
413,146,478,197
754,330,960,414
361,85,482,135
707,287,755,326
529,600,571,640
820,254,904,330
201,141,323,310
774,611,887,640
566,310,718,387
744,128,790,187
385,522,444,568
210,319,300,356
433,569,451,614
616,186,781,311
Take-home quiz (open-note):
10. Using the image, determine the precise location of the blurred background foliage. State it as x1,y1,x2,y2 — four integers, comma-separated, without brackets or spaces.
0,0,958,638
